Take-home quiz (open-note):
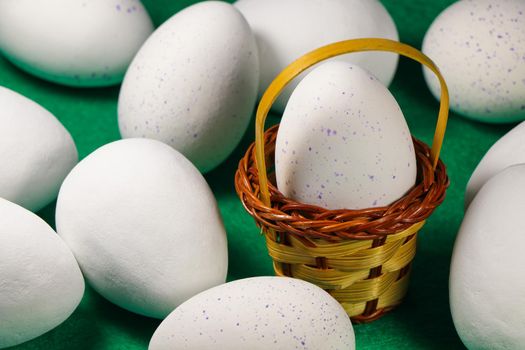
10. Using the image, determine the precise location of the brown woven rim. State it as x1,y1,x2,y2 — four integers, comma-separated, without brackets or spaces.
235,124,449,242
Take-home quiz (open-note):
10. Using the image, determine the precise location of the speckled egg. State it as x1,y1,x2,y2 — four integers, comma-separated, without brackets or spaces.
0,0,153,87
450,164,525,349
465,121,525,206
118,1,259,173
149,277,355,350
56,138,228,319
0,86,78,212
422,0,525,123
234,0,399,113
0,197,84,349
275,61,416,210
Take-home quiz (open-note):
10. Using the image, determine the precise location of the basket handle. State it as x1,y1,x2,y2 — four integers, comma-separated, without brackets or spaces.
254,38,449,207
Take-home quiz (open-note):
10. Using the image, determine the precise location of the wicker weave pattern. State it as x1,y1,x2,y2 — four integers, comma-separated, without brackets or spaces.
271,227,417,319
235,125,449,323
236,125,448,240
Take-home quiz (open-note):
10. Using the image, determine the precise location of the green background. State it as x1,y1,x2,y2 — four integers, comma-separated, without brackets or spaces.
0,0,516,349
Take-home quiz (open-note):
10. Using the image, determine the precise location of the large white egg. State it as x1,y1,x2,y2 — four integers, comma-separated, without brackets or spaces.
465,121,525,206
0,198,84,349
0,0,153,87
234,0,399,113
450,164,525,349
118,1,259,173
149,277,355,350
0,86,78,212
422,0,525,123
276,61,416,210
55,138,228,319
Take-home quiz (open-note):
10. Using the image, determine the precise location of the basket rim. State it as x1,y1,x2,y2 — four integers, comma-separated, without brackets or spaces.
235,124,449,241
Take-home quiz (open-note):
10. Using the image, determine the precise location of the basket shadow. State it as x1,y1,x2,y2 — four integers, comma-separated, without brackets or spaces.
353,221,465,349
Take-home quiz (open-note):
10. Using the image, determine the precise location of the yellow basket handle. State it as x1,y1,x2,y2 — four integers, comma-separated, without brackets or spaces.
255,38,449,207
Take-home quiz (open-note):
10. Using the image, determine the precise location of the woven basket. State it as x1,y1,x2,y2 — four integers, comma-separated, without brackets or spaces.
235,39,450,323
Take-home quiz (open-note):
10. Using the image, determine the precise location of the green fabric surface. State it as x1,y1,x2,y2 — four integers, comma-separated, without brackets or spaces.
0,0,517,349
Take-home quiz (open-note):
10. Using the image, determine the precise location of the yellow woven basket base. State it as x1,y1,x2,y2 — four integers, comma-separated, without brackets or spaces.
268,221,424,318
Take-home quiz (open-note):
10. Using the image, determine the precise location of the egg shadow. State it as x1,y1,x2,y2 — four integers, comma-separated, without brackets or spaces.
12,288,105,350
226,224,275,282
141,0,236,27
84,285,161,346
205,109,280,282
205,110,281,195
389,57,440,142
0,54,120,101
36,200,57,230
389,44,516,138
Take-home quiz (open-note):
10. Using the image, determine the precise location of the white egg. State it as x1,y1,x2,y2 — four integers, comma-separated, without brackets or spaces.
465,121,525,207
276,61,416,210
149,277,355,350
118,1,259,173
422,0,525,123
0,0,153,87
0,86,78,212
55,138,228,319
0,198,84,349
234,0,399,113
450,164,525,349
